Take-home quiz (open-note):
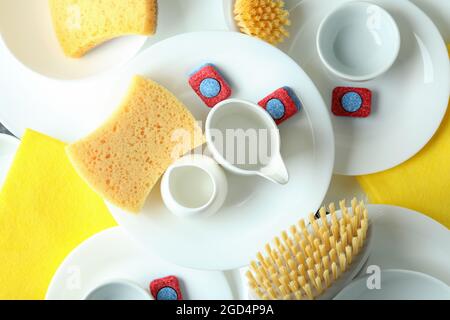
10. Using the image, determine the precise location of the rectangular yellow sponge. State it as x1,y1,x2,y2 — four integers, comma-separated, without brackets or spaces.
67,76,204,213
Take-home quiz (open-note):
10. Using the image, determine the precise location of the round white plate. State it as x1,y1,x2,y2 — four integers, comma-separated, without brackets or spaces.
365,205,450,285
46,227,234,300
0,0,228,138
334,269,450,300
0,133,19,187
278,0,449,175
100,31,334,270
0,0,148,80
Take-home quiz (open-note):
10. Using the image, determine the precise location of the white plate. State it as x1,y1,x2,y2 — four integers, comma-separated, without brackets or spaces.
46,227,233,300
0,0,148,80
279,0,449,175
230,204,450,299
0,133,19,187
410,0,450,42
334,269,450,300
0,0,228,138
100,31,334,270
365,205,450,285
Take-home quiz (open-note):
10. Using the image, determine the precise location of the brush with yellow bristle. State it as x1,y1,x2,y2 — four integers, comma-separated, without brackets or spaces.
246,198,373,300
234,0,291,45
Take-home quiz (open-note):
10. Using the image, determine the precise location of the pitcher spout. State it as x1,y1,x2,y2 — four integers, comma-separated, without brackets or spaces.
259,154,289,185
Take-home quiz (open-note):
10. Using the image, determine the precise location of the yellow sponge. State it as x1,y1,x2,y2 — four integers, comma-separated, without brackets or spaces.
67,76,204,213
234,0,290,45
49,0,158,58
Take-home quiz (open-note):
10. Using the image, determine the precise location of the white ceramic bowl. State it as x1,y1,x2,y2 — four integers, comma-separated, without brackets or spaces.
161,154,228,218
317,1,400,81
0,0,148,80
84,279,153,300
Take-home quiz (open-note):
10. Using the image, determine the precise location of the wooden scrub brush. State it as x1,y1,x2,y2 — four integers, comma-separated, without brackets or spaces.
234,0,291,45
246,198,373,300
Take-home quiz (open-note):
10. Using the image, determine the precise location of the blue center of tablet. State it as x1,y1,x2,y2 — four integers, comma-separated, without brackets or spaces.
199,78,221,98
266,99,285,120
341,92,362,112
157,287,178,300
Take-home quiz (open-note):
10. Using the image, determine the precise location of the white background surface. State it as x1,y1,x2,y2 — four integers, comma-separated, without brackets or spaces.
0,0,449,299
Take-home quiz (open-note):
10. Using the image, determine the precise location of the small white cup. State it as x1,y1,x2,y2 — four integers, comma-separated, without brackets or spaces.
161,154,228,218
205,98,289,185
84,280,153,300
317,1,400,81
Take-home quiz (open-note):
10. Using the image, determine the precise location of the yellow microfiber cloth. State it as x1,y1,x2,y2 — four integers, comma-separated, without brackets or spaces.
0,129,116,300
357,45,450,228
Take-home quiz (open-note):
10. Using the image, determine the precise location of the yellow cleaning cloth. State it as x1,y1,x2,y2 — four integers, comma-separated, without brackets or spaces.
0,129,116,300
357,45,450,228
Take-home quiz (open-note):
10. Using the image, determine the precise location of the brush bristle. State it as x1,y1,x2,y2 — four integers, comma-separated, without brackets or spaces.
234,0,291,45
247,198,370,300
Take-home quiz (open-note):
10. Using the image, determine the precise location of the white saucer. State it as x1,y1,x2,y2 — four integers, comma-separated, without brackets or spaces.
0,0,148,80
279,0,449,175
365,205,450,285
0,133,19,187
101,31,334,270
46,227,234,300
334,269,450,300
